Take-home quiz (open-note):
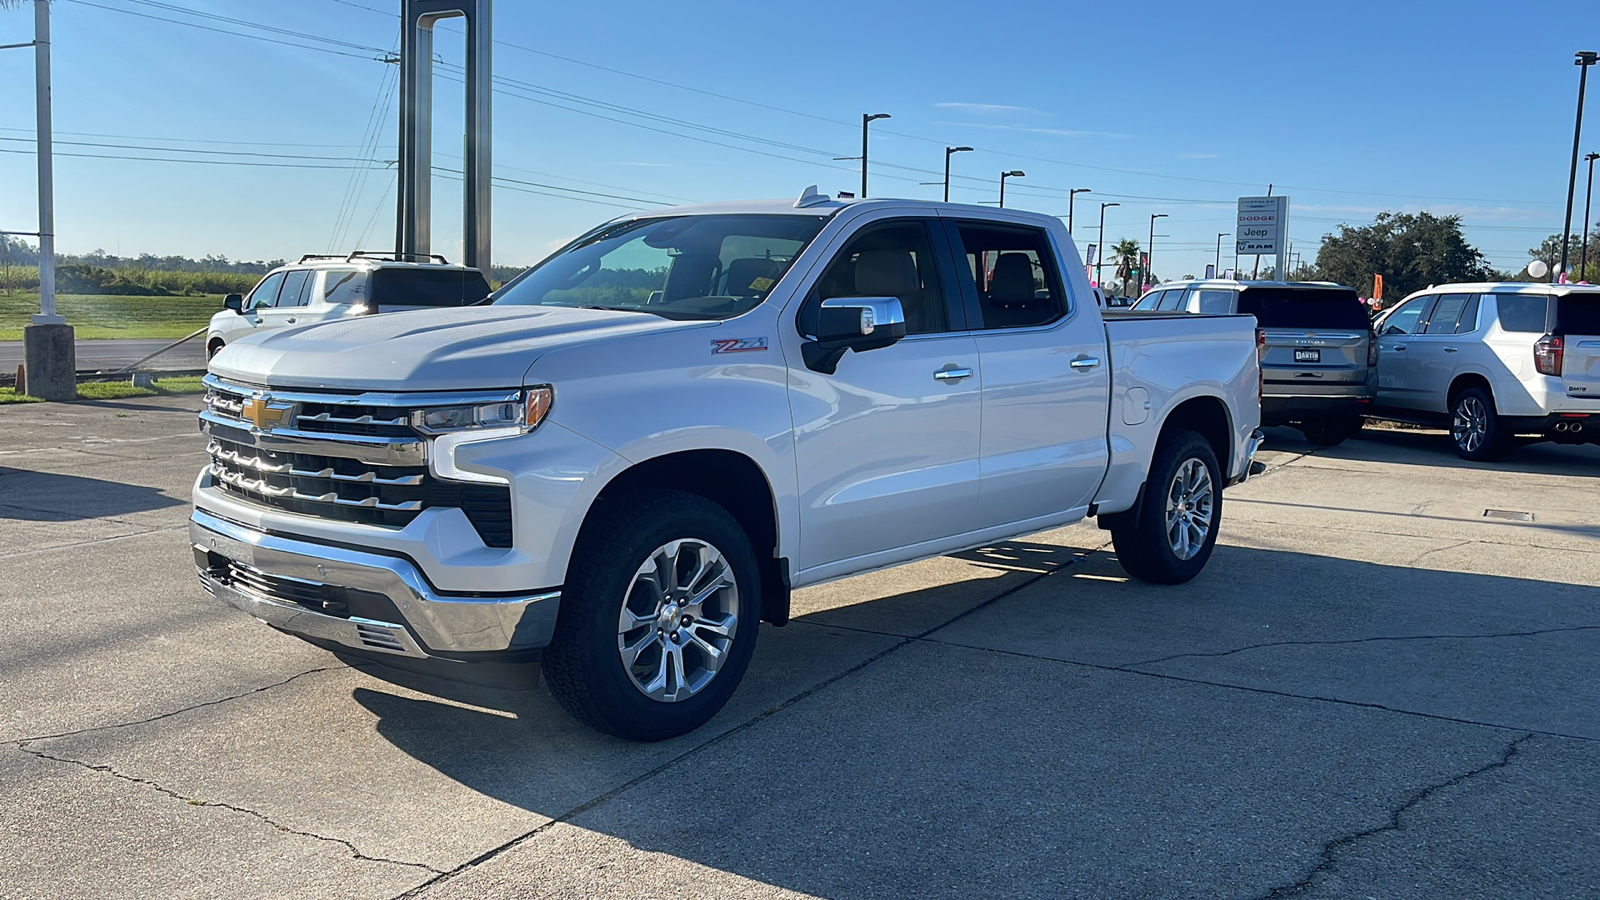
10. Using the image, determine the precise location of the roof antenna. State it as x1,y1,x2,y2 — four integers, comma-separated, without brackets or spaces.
794,185,832,208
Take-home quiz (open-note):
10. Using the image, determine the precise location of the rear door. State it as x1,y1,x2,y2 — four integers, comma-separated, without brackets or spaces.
1556,290,1600,401
1406,292,1477,410
1242,286,1374,399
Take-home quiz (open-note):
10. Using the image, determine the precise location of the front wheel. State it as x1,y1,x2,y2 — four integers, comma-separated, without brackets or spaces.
1451,387,1509,461
1106,430,1222,585
541,489,760,741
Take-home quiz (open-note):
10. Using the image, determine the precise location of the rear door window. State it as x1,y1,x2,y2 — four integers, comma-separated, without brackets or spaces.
1454,294,1481,334
1494,294,1549,333
1238,287,1369,329
1157,289,1188,311
277,270,313,308
371,268,492,308
947,222,1068,330
1422,293,1470,334
1556,292,1600,335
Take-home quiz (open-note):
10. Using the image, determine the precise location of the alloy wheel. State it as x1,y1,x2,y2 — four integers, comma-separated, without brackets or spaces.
1164,458,1214,561
1453,396,1487,454
616,539,739,702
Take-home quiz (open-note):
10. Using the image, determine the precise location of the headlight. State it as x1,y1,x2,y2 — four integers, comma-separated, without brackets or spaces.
412,386,553,435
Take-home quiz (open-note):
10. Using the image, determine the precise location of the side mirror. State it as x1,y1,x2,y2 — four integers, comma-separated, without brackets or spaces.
224,293,244,313
801,296,908,374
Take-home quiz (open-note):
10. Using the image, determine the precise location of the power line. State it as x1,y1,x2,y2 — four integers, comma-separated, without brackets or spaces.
64,0,388,60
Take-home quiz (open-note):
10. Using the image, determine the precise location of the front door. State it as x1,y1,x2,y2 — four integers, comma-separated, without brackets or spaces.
1374,295,1435,409
788,215,982,576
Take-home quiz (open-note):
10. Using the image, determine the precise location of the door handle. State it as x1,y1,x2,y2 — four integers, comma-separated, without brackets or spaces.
1069,356,1101,371
1442,346,1458,353
286,317,297,324
933,367,973,382
251,317,264,324
1390,344,1407,351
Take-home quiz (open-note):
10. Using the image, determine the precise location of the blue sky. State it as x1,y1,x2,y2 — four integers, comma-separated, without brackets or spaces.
1,0,1597,279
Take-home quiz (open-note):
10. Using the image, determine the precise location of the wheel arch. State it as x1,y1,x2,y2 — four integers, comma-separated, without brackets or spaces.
1447,372,1494,410
578,448,790,626
1157,394,1233,474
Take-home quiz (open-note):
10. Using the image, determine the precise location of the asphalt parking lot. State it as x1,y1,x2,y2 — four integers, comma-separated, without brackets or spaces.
2,395,1597,900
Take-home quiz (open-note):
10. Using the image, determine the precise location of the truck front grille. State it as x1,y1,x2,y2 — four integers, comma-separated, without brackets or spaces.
202,377,514,547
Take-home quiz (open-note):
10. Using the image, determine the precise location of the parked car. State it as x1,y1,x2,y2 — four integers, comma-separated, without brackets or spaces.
206,252,491,360
1369,283,1600,459
193,189,1263,740
1133,280,1376,445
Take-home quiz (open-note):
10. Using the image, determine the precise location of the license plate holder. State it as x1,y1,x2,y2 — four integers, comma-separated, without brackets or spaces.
1294,348,1321,363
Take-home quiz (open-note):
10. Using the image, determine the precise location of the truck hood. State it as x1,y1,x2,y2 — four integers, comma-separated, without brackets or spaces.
210,305,705,391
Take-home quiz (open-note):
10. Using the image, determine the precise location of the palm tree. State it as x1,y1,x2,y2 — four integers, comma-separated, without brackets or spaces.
1111,238,1141,299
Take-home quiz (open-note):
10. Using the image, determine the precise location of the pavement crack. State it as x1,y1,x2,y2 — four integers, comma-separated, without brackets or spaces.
2,665,357,747
1254,734,1535,899
1120,625,1600,669
12,743,442,875
1406,539,1474,566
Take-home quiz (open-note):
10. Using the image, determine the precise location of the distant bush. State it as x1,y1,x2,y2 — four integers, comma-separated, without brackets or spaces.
1,265,258,296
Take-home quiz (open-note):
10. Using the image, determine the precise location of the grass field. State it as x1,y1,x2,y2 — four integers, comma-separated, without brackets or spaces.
0,375,205,404
0,292,224,340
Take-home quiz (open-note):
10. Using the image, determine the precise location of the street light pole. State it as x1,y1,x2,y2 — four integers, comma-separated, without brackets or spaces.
1561,51,1598,284
999,170,1024,208
1148,213,1168,289
861,113,889,199
943,146,973,202
1583,151,1598,281
1096,202,1119,288
1216,232,1228,277
1068,187,1091,238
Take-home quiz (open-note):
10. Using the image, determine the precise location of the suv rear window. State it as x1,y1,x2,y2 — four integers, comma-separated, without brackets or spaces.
1556,292,1600,335
371,268,491,308
1237,287,1369,330
1495,294,1549,333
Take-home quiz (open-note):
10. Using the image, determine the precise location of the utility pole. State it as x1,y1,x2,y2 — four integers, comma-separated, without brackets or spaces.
1148,213,1167,288
1096,202,1118,289
1068,188,1091,237
1561,52,1597,284
13,0,74,400
1583,151,1598,280
999,170,1024,208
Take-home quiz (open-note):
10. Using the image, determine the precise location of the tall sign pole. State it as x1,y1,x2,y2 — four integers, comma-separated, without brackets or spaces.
20,0,75,401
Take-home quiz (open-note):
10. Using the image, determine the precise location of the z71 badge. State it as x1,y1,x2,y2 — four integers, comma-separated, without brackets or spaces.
712,337,768,354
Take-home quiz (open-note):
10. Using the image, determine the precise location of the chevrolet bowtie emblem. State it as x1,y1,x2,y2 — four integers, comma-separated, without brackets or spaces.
241,396,293,431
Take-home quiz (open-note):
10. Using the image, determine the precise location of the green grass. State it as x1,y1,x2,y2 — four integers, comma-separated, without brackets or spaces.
1,376,205,404
0,292,225,340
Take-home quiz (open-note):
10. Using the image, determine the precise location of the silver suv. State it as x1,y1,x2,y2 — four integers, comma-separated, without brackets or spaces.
1133,280,1377,445
207,252,491,360
1370,283,1600,459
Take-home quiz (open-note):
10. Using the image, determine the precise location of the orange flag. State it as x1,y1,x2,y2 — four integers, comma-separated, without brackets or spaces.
1373,274,1385,300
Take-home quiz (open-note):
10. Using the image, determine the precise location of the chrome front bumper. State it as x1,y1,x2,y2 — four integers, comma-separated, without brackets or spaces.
191,508,561,661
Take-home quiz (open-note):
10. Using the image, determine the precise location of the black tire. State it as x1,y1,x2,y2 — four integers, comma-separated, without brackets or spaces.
1106,430,1222,585
541,489,760,741
1450,386,1509,461
1298,415,1363,447
207,340,225,360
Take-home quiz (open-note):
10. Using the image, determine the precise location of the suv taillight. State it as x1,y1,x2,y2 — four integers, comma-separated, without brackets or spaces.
1534,333,1564,376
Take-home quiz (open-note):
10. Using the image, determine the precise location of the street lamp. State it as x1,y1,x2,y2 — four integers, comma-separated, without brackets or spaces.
1068,188,1091,238
1148,213,1168,289
1096,202,1119,288
1561,51,1598,284
1583,150,1598,280
999,170,1024,208
860,113,889,199
942,146,973,202
1216,232,1229,278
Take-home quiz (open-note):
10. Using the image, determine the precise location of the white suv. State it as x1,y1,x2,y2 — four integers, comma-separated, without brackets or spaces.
1370,283,1600,459
206,253,491,360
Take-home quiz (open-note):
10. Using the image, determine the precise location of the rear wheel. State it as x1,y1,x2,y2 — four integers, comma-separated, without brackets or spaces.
541,489,760,741
1106,430,1222,585
1298,415,1363,446
1450,387,1509,461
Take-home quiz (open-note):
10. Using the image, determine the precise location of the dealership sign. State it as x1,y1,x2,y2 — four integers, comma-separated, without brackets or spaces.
1236,196,1288,255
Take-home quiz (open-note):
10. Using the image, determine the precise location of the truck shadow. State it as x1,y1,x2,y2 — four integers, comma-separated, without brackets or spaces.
344,542,1600,897
0,468,184,520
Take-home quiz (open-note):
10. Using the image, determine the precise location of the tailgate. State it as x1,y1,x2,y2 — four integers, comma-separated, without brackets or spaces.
1558,292,1600,399
1260,329,1369,385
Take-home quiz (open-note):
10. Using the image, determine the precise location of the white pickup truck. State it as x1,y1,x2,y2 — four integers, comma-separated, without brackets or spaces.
192,189,1263,740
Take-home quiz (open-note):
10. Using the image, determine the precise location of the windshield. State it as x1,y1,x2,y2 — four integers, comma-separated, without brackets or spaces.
1238,286,1369,330
493,214,828,320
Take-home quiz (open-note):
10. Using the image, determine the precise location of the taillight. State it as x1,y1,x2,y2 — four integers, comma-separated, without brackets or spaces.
1534,334,1563,376
1256,328,1266,397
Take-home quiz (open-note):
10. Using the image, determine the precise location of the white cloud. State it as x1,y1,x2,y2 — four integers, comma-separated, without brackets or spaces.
932,121,1130,140
934,102,1048,117
1178,153,1217,159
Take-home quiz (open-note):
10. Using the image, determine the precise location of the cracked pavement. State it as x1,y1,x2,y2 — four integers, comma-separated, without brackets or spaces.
2,397,1598,899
